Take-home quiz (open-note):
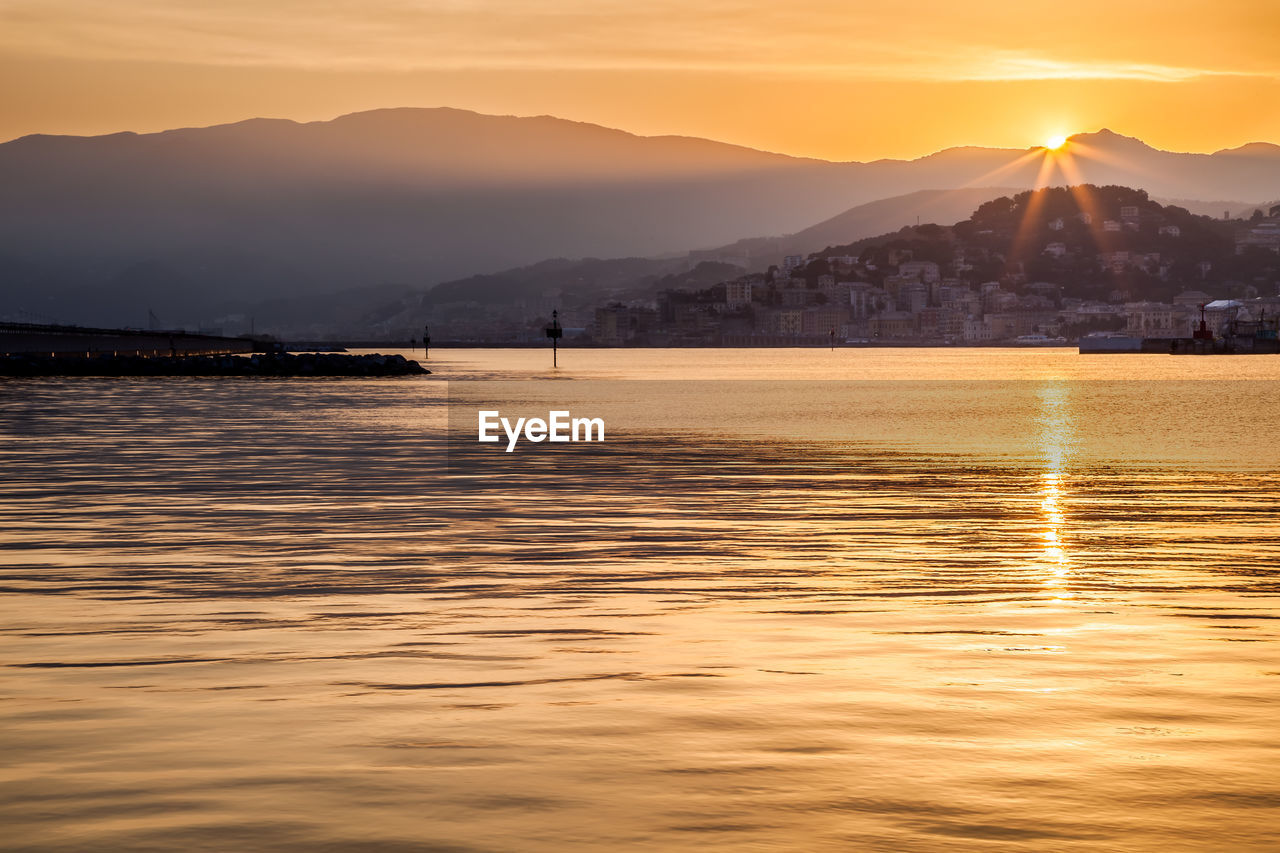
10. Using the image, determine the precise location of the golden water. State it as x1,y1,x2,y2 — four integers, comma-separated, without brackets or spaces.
2,349,1278,851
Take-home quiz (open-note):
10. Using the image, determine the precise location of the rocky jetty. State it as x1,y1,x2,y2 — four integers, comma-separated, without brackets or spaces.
0,352,429,377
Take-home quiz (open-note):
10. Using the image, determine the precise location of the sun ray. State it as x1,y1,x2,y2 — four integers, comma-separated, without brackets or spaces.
1005,148,1060,269
1032,147,1060,190
1056,151,1114,256
958,147,1043,189
1062,139,1158,183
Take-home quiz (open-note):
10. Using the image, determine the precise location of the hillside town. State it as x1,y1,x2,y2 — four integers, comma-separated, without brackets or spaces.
582,190,1280,346
589,261,1280,347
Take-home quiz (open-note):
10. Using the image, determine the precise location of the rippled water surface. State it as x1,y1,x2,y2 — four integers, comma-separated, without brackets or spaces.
2,349,1279,851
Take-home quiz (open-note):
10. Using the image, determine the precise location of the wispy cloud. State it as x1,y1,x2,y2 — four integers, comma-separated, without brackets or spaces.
1,0,1276,84
953,52,1252,82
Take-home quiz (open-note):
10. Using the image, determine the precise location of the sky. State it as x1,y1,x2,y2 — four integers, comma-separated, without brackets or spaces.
2,0,1278,160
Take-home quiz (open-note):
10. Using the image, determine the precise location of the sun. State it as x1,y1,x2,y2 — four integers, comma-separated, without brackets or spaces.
1044,134,1068,150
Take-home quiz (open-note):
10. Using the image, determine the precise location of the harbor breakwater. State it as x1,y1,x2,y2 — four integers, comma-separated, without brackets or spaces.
0,352,429,377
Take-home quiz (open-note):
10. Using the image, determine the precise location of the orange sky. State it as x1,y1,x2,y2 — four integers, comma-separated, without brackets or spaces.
2,0,1277,160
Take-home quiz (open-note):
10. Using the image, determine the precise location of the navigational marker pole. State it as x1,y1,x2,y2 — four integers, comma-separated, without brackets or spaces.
545,310,563,368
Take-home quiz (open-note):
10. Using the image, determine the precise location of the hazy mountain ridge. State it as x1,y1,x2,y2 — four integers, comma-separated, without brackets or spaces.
340,188,1021,338
1,109,1278,327
752,187,1022,263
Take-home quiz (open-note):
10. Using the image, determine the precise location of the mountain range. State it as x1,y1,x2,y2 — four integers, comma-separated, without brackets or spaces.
1,107,1278,328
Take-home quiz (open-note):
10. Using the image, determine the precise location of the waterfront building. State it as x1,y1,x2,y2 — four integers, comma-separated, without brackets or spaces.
802,307,848,336
1123,302,1187,339
870,311,916,340
962,316,994,342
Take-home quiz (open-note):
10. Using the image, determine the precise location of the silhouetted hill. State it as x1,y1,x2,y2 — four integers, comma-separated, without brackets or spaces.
813,184,1278,303
1,110,1278,326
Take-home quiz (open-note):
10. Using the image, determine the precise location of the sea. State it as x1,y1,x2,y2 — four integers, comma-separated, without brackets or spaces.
2,348,1278,851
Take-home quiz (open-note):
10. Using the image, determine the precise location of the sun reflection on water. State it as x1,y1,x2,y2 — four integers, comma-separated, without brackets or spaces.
1037,382,1075,599
1040,470,1073,598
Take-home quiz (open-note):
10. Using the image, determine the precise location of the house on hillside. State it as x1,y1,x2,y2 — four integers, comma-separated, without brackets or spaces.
898,260,941,283
724,280,754,308
1237,220,1280,254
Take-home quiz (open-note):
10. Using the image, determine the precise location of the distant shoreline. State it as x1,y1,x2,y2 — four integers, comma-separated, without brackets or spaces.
335,342,1080,350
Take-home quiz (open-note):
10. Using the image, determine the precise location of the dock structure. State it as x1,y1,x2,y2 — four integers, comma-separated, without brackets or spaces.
1168,336,1280,355
1167,307,1280,354
0,322,261,358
